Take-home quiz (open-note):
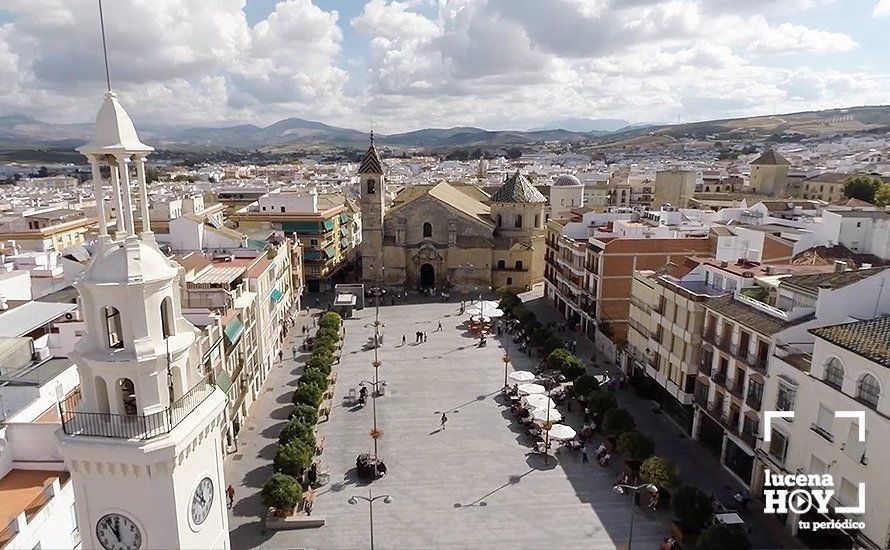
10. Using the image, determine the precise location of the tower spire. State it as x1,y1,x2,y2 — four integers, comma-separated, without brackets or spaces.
98,0,111,92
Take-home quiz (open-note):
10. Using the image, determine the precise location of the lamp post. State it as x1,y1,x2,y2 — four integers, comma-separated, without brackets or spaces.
365,270,386,475
612,483,657,550
348,489,393,550
502,352,511,388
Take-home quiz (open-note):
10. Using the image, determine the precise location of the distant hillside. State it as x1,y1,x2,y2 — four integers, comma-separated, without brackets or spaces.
530,118,631,132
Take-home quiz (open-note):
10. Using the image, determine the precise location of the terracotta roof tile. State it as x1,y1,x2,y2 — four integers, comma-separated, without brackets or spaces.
811,316,890,368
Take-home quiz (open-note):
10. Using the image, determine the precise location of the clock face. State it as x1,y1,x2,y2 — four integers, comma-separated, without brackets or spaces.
96,513,142,550
190,477,214,526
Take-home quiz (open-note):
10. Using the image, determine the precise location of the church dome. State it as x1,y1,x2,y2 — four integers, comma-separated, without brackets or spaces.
553,174,581,187
81,239,177,285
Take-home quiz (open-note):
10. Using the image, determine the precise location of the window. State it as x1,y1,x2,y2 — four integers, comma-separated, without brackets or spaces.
838,477,859,508
310,239,318,246
746,380,763,406
70,503,79,536
515,260,523,270
776,383,796,412
366,179,376,194
768,430,789,463
496,214,502,227
506,277,512,285
534,214,539,227
423,222,432,238
160,297,174,338
280,206,285,213
814,404,834,440
515,214,523,228
103,306,123,349
844,421,868,464
857,374,880,408
497,260,505,269
823,358,844,389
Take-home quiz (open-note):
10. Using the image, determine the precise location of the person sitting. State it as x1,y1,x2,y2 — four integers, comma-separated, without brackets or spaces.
598,451,611,467
377,460,388,477
595,442,608,459
358,386,368,404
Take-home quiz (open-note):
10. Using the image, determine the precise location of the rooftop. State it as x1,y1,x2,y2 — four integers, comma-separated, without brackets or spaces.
779,266,887,295
705,294,810,336
751,149,790,166
0,470,65,528
811,316,890,368
489,172,547,204
0,302,77,338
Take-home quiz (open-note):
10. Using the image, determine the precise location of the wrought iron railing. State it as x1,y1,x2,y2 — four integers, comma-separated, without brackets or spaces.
61,379,214,440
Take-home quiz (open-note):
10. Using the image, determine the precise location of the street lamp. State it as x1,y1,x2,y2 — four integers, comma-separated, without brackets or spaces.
502,352,511,388
612,483,657,550
348,489,393,550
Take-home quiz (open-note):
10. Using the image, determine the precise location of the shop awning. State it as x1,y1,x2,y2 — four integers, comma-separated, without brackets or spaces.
323,219,335,231
324,246,336,259
216,371,233,393
270,289,284,303
282,221,322,233
225,318,244,343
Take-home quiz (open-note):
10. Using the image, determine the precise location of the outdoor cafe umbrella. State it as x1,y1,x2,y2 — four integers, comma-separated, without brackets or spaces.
544,423,576,441
508,370,535,383
465,300,504,318
517,383,546,396
521,394,556,410
530,408,563,423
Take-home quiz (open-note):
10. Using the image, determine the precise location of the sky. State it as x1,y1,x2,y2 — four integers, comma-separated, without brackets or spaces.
0,0,889,133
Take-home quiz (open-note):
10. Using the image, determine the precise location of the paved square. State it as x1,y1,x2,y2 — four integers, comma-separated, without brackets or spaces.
227,297,668,549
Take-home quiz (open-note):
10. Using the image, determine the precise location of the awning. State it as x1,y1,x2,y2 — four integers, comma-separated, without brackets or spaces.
339,213,348,223
304,250,324,260
225,318,244,343
270,289,284,303
323,219,334,231
324,246,336,259
282,221,322,233
216,371,233,393
246,239,267,249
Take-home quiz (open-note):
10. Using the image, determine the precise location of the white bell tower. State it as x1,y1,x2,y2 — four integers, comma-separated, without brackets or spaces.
55,91,230,550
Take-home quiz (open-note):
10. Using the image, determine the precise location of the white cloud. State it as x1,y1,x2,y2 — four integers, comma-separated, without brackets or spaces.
874,0,890,16
744,22,858,55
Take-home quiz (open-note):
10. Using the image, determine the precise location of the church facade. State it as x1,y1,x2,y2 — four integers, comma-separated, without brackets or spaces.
359,140,546,291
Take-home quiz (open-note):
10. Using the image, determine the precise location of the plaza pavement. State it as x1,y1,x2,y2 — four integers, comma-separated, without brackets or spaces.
225,292,668,549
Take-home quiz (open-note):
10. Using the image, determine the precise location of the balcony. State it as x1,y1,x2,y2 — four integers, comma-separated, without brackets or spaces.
727,377,744,398
810,423,834,443
628,319,651,339
712,370,727,386
741,428,758,447
694,391,709,408
698,360,712,377
746,392,762,410
629,296,651,314
61,379,215,440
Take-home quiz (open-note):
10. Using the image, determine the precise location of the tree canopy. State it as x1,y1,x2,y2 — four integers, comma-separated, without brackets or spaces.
843,174,884,203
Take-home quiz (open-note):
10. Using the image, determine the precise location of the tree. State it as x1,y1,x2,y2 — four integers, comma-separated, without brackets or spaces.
602,408,636,436
299,369,328,392
315,327,339,342
292,383,323,408
617,430,655,462
697,524,751,550
37,166,49,177
586,390,617,420
273,439,314,477
541,336,565,355
639,456,679,489
560,354,585,381
546,348,573,370
573,374,600,397
278,418,316,448
262,473,303,515
672,485,714,531
875,184,890,207
843,174,883,203
289,403,319,426
145,167,161,183
319,312,342,330
505,147,522,159
306,355,332,375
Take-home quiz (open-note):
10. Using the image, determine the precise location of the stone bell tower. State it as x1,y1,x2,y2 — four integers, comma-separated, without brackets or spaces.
56,91,230,550
359,133,386,283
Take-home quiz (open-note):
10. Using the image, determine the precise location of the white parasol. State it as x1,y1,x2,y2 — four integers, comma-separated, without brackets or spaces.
521,394,556,410
544,423,576,441
517,383,546,395
530,408,563,423
465,300,504,318
508,370,536,383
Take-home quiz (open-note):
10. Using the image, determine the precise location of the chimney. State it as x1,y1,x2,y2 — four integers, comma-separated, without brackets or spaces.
834,260,848,273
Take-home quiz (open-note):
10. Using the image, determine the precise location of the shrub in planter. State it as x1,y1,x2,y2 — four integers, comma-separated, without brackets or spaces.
306,355,332,375
312,338,337,355
639,456,679,489
299,369,328,392
573,374,600,397
546,348,573,369
292,383,323,408
273,439,314,477
617,430,655,462
602,408,636,436
278,418,316,448
315,327,339,342
697,524,750,550
262,473,303,516
318,312,342,330
586,390,617,420
672,485,714,535
289,403,319,426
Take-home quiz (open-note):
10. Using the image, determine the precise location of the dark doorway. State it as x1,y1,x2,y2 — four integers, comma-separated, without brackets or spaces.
420,263,435,288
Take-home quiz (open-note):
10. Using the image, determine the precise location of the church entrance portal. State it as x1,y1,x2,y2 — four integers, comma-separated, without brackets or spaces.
420,263,435,288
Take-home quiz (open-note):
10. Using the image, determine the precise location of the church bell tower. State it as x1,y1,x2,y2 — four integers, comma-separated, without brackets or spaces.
55,91,230,550
359,133,386,282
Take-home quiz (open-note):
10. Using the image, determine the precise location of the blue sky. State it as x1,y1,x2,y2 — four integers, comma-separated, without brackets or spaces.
0,0,888,132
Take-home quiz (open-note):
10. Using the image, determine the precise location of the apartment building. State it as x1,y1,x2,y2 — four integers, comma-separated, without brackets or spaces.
0,208,95,252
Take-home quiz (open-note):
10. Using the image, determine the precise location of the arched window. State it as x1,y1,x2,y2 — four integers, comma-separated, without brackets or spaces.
103,306,123,349
824,358,844,389
515,260,523,270
160,296,175,338
497,260,505,269
534,214,539,227
515,214,523,228
118,378,137,416
858,374,881,408
423,222,432,238
366,179,376,195
496,214,502,227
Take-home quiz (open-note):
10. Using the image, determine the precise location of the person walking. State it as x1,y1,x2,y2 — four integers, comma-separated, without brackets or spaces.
226,485,235,508
581,442,589,463
402,334,406,346
423,331,428,342
440,413,448,431
437,321,442,331
292,345,297,358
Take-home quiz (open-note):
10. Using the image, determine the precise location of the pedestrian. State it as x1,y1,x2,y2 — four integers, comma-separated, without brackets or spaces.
423,332,427,342
648,488,660,511
278,349,283,361
437,321,442,331
581,442,589,463
572,340,578,353
226,484,235,508
380,333,384,346
440,413,448,430
292,345,297,357
402,334,406,346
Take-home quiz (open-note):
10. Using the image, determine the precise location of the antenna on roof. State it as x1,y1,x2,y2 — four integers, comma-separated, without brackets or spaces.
97,0,112,91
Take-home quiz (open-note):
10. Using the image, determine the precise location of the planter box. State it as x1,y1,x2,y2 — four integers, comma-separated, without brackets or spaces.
264,508,325,530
